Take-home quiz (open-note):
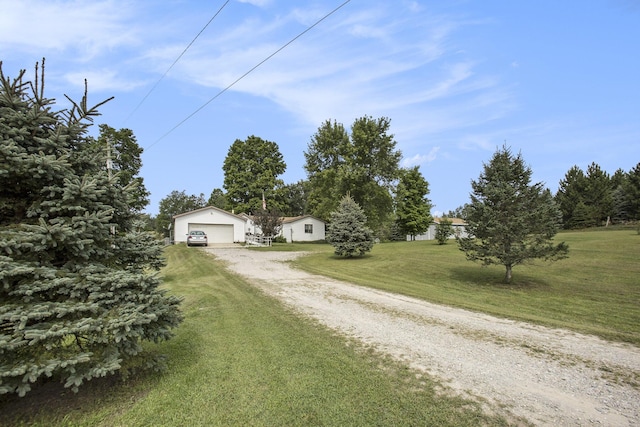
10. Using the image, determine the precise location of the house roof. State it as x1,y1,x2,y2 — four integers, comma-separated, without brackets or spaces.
172,206,248,221
282,215,326,224
433,217,467,226
242,214,326,225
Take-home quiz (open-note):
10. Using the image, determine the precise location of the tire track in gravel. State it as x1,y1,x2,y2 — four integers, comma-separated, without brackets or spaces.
205,247,640,426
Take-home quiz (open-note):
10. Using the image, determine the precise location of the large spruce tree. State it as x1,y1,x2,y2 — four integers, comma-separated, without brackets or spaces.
0,62,182,396
458,146,568,283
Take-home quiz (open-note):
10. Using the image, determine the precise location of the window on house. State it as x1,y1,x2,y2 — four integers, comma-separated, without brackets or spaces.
304,224,313,234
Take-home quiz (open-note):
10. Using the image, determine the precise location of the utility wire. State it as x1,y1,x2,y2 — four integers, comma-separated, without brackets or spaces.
147,0,352,150
124,0,230,124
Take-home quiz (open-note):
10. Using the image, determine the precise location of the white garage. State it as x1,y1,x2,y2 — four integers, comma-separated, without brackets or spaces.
187,223,234,244
173,206,247,244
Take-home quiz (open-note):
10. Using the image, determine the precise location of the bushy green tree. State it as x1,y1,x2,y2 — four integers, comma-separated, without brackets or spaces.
223,135,286,214
207,188,227,209
275,180,309,217
304,117,402,234
90,125,149,212
435,217,454,245
155,190,206,237
395,167,432,240
0,62,182,397
326,194,374,257
458,146,568,283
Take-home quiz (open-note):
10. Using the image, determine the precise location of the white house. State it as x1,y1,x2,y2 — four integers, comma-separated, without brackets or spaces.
280,215,326,243
173,206,247,244
408,217,468,241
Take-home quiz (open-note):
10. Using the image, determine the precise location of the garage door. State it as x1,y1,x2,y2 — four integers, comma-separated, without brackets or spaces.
188,223,234,244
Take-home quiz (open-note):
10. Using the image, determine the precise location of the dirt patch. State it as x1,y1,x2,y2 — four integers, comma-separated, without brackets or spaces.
206,247,640,426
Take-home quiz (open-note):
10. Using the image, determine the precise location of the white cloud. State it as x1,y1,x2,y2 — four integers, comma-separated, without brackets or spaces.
402,147,440,168
64,69,147,93
165,2,515,145
0,0,139,60
236,0,271,7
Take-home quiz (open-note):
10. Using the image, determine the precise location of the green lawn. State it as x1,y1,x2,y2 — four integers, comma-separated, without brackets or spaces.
1,244,512,426
291,228,640,345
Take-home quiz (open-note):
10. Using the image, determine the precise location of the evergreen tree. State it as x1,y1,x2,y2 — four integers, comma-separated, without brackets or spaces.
326,194,374,257
583,162,612,225
555,165,587,228
625,162,640,221
395,167,432,240
458,146,568,283
435,216,454,245
0,62,182,397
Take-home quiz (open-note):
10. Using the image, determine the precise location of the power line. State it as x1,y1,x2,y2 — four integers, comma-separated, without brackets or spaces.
124,0,231,124
146,0,352,150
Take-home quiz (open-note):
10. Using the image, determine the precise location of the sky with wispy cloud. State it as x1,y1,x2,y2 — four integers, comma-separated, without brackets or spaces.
1,0,638,215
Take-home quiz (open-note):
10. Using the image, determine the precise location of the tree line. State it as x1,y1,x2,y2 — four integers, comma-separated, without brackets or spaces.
156,116,434,241
555,162,640,228
156,123,640,240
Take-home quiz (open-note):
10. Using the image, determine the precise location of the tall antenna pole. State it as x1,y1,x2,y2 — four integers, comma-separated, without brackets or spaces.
106,136,113,180
106,136,115,235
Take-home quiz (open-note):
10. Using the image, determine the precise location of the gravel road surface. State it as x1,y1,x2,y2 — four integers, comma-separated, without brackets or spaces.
205,247,640,426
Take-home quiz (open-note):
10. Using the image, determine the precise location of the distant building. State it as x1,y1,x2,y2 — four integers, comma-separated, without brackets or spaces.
408,217,468,241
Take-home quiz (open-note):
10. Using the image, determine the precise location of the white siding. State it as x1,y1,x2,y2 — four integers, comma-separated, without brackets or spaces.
281,216,325,243
174,207,246,243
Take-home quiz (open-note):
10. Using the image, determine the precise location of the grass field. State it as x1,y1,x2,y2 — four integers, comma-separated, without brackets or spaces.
291,228,640,345
1,244,512,426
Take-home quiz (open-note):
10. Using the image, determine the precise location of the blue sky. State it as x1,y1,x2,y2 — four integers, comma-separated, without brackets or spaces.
2,0,639,216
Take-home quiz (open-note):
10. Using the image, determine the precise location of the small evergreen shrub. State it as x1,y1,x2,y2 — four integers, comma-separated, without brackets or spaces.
326,195,374,257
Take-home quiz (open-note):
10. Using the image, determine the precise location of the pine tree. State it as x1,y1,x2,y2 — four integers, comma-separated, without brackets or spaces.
326,194,374,257
457,146,569,283
0,61,182,397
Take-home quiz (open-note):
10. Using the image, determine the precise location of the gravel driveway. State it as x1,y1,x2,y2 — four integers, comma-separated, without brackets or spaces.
205,247,640,426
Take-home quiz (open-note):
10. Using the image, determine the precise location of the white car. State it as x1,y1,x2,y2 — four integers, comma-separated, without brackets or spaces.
186,230,208,247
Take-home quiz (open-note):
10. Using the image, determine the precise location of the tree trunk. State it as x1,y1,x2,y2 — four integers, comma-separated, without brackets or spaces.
504,265,513,284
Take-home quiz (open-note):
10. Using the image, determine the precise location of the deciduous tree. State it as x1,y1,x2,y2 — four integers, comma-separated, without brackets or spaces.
304,116,401,234
207,188,227,210
91,125,149,212
435,216,454,245
223,135,286,214
395,167,432,240
458,146,568,283
155,190,206,236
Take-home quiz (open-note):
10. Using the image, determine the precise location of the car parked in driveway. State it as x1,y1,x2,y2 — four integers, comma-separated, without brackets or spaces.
186,230,208,247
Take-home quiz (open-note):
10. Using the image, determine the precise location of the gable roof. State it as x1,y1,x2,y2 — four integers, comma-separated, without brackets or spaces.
433,217,467,226
172,206,247,221
282,215,326,225
242,214,326,225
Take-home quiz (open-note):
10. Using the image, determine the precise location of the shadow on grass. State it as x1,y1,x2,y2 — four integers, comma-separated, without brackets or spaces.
0,321,204,426
449,265,552,290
